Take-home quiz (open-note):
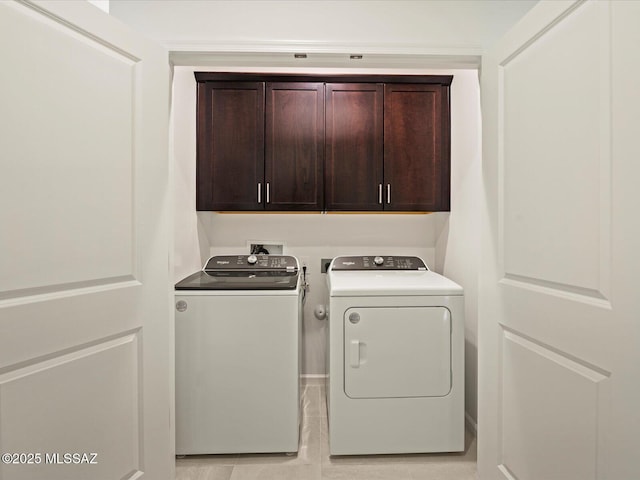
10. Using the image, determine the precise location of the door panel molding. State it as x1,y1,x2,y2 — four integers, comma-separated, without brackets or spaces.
500,275,611,309
0,329,141,376
497,0,611,300
498,0,586,67
0,276,139,304
0,0,146,296
0,331,142,479
18,0,141,62
499,328,610,480
501,328,610,381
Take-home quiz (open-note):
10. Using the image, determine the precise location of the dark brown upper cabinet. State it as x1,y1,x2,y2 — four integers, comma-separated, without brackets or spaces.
384,84,450,211
326,82,450,212
195,73,452,212
266,83,324,211
196,81,264,211
325,83,383,211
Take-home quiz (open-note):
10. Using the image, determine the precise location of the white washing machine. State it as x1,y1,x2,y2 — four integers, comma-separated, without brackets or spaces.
326,255,464,455
174,254,302,454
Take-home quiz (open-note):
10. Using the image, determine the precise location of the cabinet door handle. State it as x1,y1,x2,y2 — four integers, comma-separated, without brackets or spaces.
378,184,383,204
386,184,391,204
257,183,262,204
266,182,270,204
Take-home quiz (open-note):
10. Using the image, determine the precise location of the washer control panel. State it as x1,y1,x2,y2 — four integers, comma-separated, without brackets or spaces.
331,256,428,271
204,255,298,272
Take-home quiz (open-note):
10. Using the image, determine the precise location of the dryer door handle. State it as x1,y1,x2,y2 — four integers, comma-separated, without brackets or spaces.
349,340,360,368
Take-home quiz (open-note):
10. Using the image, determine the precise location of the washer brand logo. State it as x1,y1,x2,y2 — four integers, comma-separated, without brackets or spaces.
342,261,355,266
216,261,230,265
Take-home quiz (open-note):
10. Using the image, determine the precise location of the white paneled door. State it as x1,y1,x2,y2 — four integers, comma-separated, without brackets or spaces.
0,1,171,479
479,1,640,480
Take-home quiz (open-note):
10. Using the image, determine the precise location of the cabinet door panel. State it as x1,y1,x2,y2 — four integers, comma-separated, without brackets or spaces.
325,84,383,211
266,82,324,211
197,82,264,210
384,84,450,211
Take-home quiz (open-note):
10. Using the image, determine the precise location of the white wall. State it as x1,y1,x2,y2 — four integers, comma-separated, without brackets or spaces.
111,0,535,54
435,72,482,426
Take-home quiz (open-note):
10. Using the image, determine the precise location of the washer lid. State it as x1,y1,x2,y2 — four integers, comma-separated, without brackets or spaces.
328,270,463,296
175,271,300,290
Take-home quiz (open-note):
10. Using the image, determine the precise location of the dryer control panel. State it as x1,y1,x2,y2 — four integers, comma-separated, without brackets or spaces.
331,256,428,271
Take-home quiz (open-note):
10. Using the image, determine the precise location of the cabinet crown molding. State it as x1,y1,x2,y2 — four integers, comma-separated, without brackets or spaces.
195,72,453,86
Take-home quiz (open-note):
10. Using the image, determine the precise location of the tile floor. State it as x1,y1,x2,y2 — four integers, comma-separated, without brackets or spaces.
176,379,477,480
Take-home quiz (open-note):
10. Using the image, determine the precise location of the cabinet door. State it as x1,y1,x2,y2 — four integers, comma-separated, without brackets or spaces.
197,82,264,210
325,83,383,211
265,82,324,211
384,84,450,211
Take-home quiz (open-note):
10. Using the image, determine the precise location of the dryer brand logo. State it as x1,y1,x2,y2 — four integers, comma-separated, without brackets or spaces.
216,261,230,265
342,261,355,266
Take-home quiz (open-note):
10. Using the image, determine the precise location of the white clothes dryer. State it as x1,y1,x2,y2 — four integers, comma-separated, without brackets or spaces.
326,255,464,455
174,255,302,455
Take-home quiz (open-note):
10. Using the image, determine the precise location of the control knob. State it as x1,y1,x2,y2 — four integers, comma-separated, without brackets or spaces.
374,256,384,266
247,254,258,265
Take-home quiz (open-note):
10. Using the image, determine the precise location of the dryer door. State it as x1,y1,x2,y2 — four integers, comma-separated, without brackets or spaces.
344,306,451,398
